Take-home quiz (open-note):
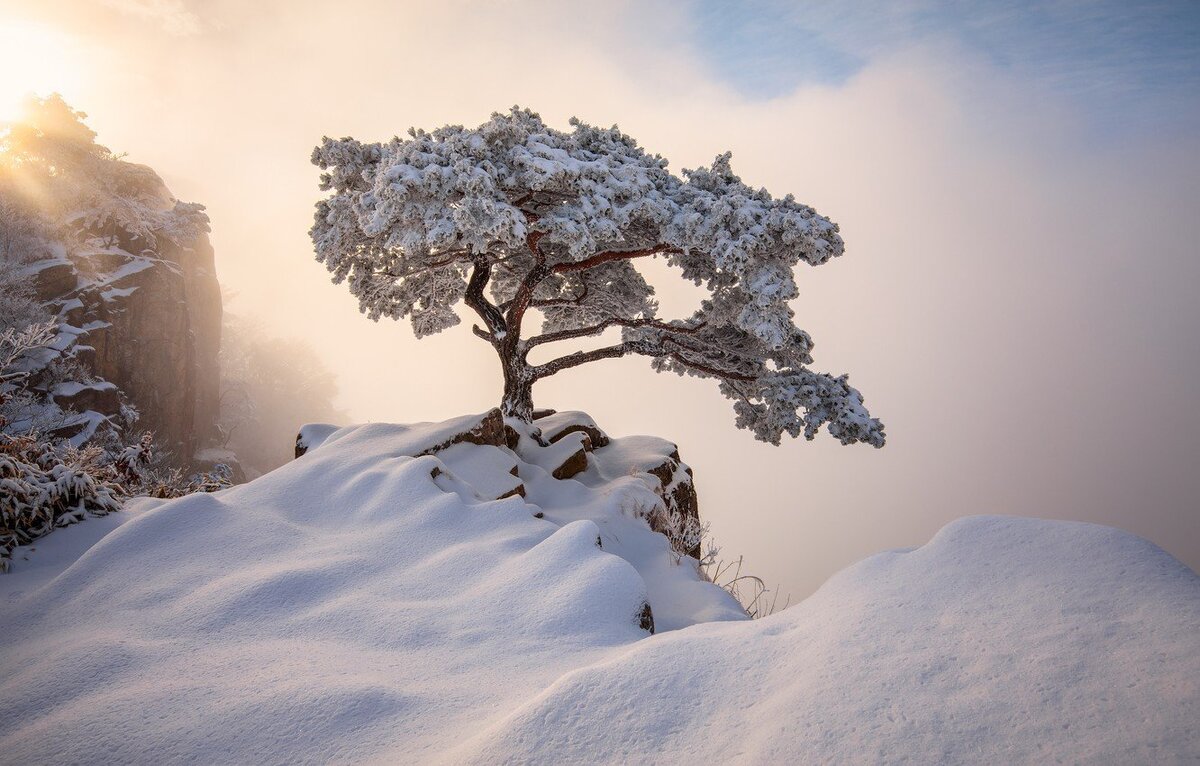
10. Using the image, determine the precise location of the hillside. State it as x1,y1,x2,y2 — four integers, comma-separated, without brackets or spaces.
2,410,1196,763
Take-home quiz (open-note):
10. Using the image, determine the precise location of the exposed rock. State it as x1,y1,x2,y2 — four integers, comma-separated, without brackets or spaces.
585,434,703,560
30,260,76,302
637,602,655,634
295,423,341,458
51,382,121,417
496,484,526,500
82,233,222,462
553,443,590,479
193,447,246,484
643,452,701,559
20,181,223,470
528,431,591,480
415,408,507,455
535,410,610,449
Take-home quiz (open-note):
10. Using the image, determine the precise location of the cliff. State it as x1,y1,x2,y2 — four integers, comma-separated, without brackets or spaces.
23,168,222,465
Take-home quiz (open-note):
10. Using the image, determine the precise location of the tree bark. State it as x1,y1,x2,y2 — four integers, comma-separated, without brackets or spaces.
500,354,534,421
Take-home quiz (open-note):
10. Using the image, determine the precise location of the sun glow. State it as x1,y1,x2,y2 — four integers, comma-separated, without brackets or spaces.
0,19,82,123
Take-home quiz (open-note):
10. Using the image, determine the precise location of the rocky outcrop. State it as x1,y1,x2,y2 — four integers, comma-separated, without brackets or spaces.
294,409,705,559
26,176,222,467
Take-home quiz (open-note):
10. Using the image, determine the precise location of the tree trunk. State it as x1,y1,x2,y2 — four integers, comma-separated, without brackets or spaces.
500,354,534,421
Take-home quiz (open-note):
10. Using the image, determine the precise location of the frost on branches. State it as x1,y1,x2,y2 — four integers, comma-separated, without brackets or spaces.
311,108,884,447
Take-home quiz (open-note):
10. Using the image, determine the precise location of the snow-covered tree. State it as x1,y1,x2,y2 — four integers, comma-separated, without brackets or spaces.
311,108,884,446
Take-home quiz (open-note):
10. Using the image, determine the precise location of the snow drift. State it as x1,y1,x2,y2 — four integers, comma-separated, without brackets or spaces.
2,413,1197,764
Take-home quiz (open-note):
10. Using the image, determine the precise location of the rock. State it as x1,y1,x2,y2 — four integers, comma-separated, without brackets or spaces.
85,231,222,460
496,484,526,500
535,431,590,480
415,408,508,455
587,434,703,559
644,451,701,559
553,445,589,479
29,260,77,302
23,177,223,468
193,447,246,484
637,602,655,634
535,410,610,449
295,423,341,458
51,382,121,417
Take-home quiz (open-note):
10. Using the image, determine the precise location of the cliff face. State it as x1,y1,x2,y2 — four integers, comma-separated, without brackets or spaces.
29,173,222,464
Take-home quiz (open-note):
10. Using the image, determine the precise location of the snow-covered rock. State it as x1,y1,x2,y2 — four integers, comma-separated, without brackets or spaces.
1,413,1196,764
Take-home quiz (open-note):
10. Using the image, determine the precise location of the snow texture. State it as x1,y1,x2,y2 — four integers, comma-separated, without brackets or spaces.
454,516,1200,764
2,415,1196,764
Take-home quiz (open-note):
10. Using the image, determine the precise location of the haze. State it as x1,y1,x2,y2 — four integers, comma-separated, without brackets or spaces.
5,0,1196,598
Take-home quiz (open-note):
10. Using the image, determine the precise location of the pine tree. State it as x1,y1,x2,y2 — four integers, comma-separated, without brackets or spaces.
311,108,884,446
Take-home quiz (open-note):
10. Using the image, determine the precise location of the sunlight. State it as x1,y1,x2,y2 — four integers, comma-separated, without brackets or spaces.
0,19,81,123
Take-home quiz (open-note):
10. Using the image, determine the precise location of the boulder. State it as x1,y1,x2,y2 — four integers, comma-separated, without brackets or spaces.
415,408,508,454
51,382,121,417
29,260,77,302
535,410,610,449
587,435,703,559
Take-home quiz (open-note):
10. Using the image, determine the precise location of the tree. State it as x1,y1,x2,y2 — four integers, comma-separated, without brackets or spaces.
0,94,210,251
311,108,884,447
218,307,347,477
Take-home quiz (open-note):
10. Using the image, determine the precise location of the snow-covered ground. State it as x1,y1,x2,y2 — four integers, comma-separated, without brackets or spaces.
2,414,1197,763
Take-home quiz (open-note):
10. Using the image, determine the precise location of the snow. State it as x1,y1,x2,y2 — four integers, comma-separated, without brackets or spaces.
1,414,1196,763
17,254,71,277
295,422,341,454
454,516,1200,764
532,409,601,441
436,442,524,500
51,380,118,397
59,409,112,446
1,510,134,607
0,420,654,763
100,285,138,301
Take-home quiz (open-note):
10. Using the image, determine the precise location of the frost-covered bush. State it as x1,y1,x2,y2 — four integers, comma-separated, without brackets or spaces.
0,430,231,572
311,107,884,447
0,433,121,572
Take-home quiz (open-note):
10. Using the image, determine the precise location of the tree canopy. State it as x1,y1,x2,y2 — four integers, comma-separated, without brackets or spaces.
311,107,884,447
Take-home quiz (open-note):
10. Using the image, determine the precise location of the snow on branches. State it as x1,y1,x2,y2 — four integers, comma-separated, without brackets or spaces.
311,107,884,446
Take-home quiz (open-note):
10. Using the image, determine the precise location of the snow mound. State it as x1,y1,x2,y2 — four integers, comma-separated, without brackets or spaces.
0,415,733,763
454,516,1200,764
2,412,1196,763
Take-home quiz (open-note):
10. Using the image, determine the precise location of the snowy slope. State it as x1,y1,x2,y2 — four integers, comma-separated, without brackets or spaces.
2,415,1197,764
454,516,1200,764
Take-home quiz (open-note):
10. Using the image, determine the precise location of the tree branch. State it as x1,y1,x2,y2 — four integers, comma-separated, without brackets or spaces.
462,257,506,340
532,333,756,384
502,227,551,342
526,318,707,349
509,281,588,312
552,245,681,274
532,341,650,380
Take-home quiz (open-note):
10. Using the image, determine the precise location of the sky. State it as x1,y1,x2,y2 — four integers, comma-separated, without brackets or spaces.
1,0,1197,599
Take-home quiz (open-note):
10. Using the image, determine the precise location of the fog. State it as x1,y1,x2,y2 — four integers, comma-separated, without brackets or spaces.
7,0,1197,597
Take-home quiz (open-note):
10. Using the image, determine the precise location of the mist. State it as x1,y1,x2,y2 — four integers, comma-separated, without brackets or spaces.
9,0,1196,597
